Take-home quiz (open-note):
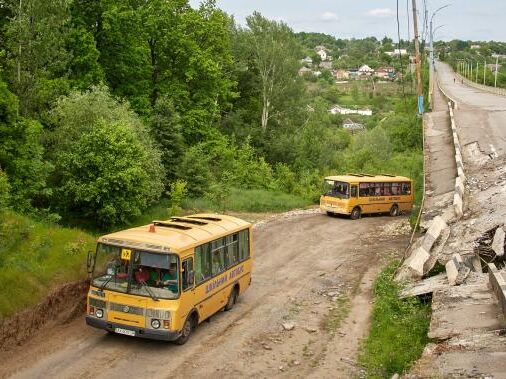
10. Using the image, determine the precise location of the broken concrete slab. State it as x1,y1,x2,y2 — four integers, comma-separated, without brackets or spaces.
488,263,506,315
424,227,450,275
453,193,463,219
395,246,431,281
446,253,470,286
421,216,448,252
491,226,505,257
400,273,448,298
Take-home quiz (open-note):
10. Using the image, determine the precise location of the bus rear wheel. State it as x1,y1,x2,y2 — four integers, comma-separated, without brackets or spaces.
225,286,238,311
350,207,361,220
389,204,400,217
175,314,195,345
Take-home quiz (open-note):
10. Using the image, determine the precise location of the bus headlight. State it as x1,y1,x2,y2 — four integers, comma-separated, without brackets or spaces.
151,319,161,329
95,308,104,318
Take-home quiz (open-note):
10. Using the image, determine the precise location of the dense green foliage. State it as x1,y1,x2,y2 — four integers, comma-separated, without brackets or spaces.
1,0,424,232
0,211,96,319
359,262,431,378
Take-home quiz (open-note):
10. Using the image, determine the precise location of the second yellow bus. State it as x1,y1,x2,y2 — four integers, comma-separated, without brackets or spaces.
320,174,414,219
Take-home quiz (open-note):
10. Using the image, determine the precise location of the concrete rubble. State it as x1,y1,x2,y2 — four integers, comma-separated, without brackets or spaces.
395,216,448,282
445,253,470,286
491,226,505,257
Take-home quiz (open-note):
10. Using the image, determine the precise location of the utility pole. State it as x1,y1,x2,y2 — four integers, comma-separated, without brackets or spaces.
476,61,479,83
412,0,423,115
495,56,499,87
484,60,486,85
470,61,473,81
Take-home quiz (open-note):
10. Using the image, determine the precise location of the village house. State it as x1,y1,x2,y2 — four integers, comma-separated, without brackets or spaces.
320,61,332,70
386,49,408,56
334,69,349,80
300,56,313,66
329,105,373,116
375,66,396,80
315,45,331,61
298,66,312,76
342,118,365,134
470,44,481,50
486,63,502,73
358,64,374,77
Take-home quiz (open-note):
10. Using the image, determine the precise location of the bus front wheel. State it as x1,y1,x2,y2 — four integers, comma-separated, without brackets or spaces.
350,207,361,220
175,314,195,345
389,204,400,217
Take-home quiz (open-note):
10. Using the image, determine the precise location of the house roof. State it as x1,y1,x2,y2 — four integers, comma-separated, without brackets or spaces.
358,64,374,72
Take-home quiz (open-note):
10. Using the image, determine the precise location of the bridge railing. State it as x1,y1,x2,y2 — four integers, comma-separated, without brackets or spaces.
457,74,506,97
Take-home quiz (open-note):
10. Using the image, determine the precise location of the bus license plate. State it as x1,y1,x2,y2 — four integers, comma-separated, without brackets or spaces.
114,327,135,337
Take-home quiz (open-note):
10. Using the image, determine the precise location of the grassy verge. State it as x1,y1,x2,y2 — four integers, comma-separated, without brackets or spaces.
0,211,96,319
358,262,431,378
126,188,313,229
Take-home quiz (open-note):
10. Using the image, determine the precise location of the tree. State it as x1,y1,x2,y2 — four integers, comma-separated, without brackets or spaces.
57,119,163,227
245,12,302,129
0,80,52,212
48,85,165,225
149,97,185,186
4,0,72,116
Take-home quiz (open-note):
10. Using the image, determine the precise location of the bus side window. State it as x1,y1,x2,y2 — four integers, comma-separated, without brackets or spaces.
226,234,239,267
359,183,369,197
384,182,392,196
351,185,357,197
238,230,250,261
195,243,212,284
402,183,411,195
182,258,194,291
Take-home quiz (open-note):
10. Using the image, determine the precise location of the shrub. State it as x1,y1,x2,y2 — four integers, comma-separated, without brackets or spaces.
168,179,188,216
0,168,11,210
57,119,164,227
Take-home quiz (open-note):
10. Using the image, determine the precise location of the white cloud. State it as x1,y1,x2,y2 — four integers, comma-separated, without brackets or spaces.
367,8,395,18
320,12,339,22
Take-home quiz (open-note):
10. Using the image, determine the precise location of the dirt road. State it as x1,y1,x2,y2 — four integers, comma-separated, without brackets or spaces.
0,212,410,379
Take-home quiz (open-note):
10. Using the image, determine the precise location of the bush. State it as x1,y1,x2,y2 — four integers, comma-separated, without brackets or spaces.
57,119,164,227
0,168,11,210
168,179,188,216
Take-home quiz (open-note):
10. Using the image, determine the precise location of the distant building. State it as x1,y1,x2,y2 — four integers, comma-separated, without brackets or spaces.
313,70,322,77
320,61,332,70
486,63,502,73
298,67,312,76
316,49,327,61
342,119,365,133
334,69,349,79
470,45,481,50
329,105,372,116
358,64,374,76
375,66,396,80
386,49,408,56
300,56,313,66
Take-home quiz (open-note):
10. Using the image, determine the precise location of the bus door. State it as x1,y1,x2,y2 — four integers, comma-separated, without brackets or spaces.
179,256,196,325
350,183,358,209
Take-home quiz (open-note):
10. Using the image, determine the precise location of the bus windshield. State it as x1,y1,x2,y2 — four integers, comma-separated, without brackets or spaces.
92,243,179,300
324,180,349,199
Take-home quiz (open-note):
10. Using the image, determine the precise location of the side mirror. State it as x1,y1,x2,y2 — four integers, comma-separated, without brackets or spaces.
87,251,95,274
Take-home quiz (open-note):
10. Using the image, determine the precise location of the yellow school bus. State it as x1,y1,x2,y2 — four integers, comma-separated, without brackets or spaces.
320,174,414,219
85,214,252,344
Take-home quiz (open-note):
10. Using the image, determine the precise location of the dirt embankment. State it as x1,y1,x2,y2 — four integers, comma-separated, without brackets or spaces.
0,279,89,351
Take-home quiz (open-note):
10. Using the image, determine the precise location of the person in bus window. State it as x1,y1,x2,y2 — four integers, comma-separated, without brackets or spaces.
152,265,178,292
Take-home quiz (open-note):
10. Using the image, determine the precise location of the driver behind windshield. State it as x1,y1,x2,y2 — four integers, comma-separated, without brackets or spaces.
147,265,178,293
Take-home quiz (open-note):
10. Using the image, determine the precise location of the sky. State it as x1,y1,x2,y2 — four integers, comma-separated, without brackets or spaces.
189,0,506,42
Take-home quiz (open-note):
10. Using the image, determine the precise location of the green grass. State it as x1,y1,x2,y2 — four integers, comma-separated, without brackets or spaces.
359,262,431,378
182,188,313,213
0,211,96,320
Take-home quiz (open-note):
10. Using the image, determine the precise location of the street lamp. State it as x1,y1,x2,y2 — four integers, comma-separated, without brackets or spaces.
429,4,451,109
